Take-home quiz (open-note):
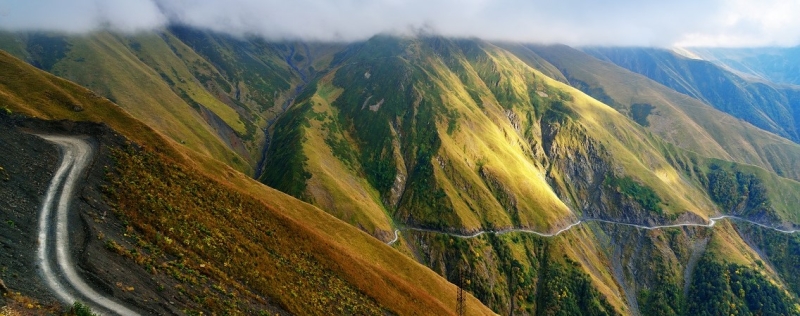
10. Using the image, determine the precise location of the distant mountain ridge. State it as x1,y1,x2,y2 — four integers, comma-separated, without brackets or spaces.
583,46,800,143
685,46,800,86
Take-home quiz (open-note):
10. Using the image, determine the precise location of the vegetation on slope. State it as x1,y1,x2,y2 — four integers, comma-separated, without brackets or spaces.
7,31,800,315
106,145,386,314
409,229,620,316
736,222,800,297
266,36,723,239
254,36,800,314
259,101,313,198
0,29,334,172
687,256,799,315
0,47,495,315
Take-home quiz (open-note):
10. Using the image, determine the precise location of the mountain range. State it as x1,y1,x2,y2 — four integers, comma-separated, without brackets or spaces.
2,27,800,315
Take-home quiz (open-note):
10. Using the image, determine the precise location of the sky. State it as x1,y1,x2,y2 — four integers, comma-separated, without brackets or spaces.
1,0,799,47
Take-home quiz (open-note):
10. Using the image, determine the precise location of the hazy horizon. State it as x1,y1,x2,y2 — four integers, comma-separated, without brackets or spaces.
2,0,799,47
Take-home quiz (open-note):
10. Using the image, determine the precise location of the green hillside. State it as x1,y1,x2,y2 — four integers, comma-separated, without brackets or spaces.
257,36,800,314
0,49,495,315
0,29,343,175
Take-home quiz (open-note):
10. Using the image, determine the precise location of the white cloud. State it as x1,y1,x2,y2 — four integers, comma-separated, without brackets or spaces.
0,0,798,47
0,0,166,33
674,0,800,47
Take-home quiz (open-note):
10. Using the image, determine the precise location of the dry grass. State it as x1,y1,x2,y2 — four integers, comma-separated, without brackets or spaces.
0,292,63,316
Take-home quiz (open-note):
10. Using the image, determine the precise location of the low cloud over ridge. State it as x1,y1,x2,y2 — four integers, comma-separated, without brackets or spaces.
2,0,799,47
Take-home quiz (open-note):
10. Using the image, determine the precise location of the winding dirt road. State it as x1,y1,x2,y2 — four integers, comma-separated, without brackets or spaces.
37,135,139,316
388,215,798,245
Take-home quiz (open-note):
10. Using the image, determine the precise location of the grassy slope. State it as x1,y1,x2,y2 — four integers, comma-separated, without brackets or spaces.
283,37,581,237
0,49,495,315
277,39,800,315
449,39,716,218
125,33,247,135
0,30,325,173
509,44,800,223
261,37,740,313
304,75,396,239
45,32,250,171
272,38,800,314
521,44,800,182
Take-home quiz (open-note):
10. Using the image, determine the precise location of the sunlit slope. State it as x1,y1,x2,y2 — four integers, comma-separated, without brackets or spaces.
521,44,800,182
0,30,331,173
5,31,251,171
263,36,761,243
0,49,495,315
255,37,800,315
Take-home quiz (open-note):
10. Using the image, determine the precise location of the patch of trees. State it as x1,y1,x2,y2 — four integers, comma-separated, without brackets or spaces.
637,237,683,316
706,165,770,215
629,103,655,127
492,236,617,316
737,223,800,298
535,254,618,316
604,175,663,214
260,101,312,198
687,257,797,315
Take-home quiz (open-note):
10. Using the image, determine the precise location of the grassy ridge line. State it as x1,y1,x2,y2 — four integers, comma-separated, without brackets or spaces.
0,49,495,315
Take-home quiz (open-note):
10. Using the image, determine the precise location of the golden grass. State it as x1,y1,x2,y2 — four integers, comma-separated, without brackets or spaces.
425,47,575,230
45,33,249,172
0,50,188,164
127,33,247,135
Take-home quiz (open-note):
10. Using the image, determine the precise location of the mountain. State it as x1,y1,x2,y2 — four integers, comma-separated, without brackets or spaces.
3,28,800,316
683,46,800,86
0,49,493,315
518,44,800,181
581,47,800,144
259,36,800,314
